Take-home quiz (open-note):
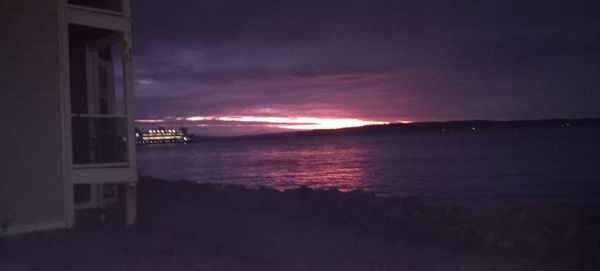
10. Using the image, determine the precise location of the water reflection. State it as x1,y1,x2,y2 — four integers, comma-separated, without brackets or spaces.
137,127,600,207
137,137,368,192
229,141,367,191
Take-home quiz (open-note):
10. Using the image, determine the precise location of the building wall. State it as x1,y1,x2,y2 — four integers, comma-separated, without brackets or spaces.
0,0,66,233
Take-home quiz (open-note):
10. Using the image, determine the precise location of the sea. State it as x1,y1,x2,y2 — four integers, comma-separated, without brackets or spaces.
137,126,600,208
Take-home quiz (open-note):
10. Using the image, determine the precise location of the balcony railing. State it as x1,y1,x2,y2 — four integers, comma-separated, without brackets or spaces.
72,115,128,165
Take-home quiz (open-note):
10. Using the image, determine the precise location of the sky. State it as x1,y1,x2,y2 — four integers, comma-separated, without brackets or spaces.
131,0,600,136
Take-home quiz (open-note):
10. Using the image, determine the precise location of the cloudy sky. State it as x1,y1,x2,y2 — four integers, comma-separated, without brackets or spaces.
131,0,600,136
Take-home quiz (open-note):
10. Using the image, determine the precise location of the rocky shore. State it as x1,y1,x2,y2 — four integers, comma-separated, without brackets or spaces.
139,177,600,268
1,177,598,270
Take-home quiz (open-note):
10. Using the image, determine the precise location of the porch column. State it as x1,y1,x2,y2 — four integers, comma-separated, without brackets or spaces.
126,182,137,226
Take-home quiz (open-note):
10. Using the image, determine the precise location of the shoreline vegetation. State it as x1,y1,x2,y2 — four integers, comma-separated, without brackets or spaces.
2,177,598,270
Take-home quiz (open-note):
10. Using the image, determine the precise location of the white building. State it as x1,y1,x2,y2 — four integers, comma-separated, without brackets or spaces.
1,0,137,235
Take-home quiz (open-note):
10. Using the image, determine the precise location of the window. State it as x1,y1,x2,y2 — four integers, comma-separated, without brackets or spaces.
69,24,129,165
74,184,92,204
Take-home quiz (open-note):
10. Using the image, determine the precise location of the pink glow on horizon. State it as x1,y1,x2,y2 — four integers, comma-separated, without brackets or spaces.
276,117,388,130
137,115,405,131
135,119,166,123
201,116,388,130
185,116,216,121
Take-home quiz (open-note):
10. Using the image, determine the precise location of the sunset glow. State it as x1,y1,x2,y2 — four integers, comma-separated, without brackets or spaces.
275,117,388,130
137,115,392,131
135,118,166,123
209,116,389,130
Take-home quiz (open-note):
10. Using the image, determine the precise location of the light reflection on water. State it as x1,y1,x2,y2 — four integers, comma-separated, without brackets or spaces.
138,137,368,191
137,127,600,207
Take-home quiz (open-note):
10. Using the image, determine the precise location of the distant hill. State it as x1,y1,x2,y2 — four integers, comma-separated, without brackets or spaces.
189,118,600,142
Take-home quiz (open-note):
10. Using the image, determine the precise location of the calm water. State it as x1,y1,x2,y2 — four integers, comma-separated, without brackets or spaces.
137,126,600,207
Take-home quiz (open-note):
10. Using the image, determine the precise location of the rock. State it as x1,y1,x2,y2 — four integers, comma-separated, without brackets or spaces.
563,215,600,266
417,204,438,219
254,187,280,209
171,180,194,200
438,205,470,226
345,189,375,201
399,197,421,218
380,198,405,218
511,224,554,259
281,186,315,213
464,227,495,251
438,224,469,248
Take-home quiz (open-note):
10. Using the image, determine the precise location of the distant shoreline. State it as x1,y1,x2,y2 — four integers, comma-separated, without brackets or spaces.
180,118,600,142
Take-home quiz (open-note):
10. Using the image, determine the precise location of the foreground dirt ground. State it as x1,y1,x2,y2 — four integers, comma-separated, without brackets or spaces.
1,179,595,271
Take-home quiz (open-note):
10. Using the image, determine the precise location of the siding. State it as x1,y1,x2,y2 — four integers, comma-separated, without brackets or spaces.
0,0,65,231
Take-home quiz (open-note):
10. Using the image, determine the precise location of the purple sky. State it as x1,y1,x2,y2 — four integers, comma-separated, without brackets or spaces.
131,0,600,136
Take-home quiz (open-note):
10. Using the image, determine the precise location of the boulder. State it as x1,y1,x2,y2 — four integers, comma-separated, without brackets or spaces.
438,204,470,226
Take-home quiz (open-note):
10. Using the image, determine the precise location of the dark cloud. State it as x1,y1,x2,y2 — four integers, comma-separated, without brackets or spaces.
131,0,600,135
